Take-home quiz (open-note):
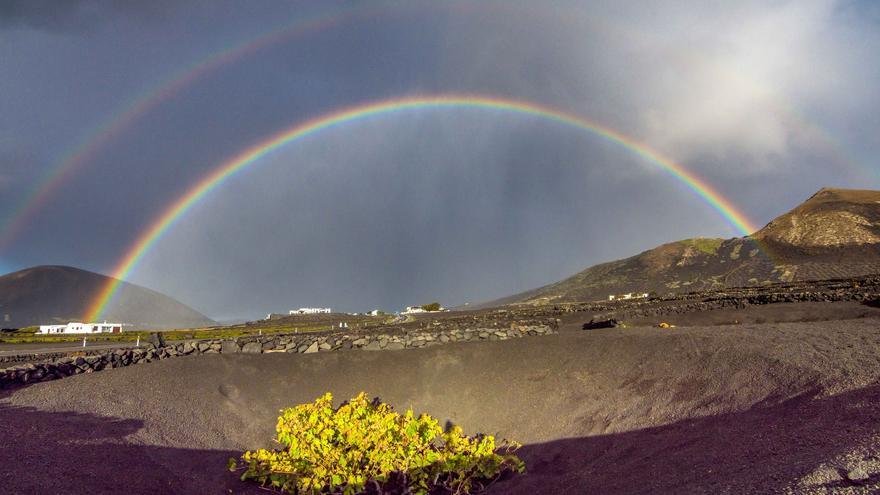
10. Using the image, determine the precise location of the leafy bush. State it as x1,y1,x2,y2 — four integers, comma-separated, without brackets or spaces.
420,302,442,312
230,392,524,494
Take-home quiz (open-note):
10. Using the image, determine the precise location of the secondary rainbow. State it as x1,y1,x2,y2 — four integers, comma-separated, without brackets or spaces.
5,0,869,254
84,95,759,322
0,0,399,251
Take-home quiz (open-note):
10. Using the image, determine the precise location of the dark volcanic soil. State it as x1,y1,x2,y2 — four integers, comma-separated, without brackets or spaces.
617,300,880,328
2,317,880,494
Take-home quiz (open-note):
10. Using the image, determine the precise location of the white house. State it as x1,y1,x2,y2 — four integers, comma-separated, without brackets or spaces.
289,307,332,315
401,304,448,314
367,309,383,316
608,293,650,301
38,322,123,335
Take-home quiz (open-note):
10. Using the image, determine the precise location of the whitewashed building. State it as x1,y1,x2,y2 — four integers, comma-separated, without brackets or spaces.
289,307,332,315
402,304,446,314
38,322,123,335
608,293,650,301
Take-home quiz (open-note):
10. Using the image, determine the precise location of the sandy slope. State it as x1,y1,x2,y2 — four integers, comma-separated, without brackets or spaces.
2,317,880,494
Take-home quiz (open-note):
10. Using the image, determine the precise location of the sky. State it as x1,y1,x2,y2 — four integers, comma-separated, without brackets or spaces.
1,0,878,320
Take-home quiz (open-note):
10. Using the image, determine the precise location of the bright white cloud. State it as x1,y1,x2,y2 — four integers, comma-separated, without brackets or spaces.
558,0,876,175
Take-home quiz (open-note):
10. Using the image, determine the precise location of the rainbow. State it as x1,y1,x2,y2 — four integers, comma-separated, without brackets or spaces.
4,0,868,255
0,1,399,251
84,95,759,321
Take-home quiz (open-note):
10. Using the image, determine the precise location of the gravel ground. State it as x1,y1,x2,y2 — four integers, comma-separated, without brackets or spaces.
2,317,879,494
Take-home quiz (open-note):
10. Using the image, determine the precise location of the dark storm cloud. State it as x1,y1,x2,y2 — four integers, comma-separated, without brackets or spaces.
0,0,85,31
1,0,879,319
0,0,183,32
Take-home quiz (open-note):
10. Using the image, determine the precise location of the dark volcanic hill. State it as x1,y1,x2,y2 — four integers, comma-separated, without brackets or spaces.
485,188,880,306
0,265,215,329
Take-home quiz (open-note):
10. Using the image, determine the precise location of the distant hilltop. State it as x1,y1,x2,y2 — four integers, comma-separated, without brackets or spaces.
753,188,880,252
0,265,215,329
478,188,880,307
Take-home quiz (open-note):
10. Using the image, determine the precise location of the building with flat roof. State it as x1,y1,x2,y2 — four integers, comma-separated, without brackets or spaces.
608,292,649,301
289,307,332,315
38,322,123,334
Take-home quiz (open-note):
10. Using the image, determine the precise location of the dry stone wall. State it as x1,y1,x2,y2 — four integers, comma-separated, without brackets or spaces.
504,276,880,319
1,323,557,390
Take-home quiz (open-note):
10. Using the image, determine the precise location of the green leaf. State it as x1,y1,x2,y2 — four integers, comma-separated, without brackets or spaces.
232,392,525,494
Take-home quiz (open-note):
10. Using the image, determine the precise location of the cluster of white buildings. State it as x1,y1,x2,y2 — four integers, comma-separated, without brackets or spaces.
271,305,447,318
289,307,332,315
607,292,650,301
401,305,446,315
38,322,124,335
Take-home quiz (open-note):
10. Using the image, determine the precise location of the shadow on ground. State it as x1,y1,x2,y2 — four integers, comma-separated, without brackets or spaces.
3,382,880,494
0,393,258,494
490,383,880,494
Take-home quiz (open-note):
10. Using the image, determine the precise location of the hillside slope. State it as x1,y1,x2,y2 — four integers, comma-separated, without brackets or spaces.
485,188,880,306
5,318,880,493
0,265,215,329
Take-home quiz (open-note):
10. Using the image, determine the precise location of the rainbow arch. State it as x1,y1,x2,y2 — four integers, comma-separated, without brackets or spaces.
4,0,866,255
84,94,758,322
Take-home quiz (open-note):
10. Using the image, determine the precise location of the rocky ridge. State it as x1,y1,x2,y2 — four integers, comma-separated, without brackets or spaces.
0,322,557,389
754,187,880,249
481,188,880,306
496,275,880,321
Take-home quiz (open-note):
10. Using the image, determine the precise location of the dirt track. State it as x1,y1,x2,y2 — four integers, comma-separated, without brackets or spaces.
2,317,880,494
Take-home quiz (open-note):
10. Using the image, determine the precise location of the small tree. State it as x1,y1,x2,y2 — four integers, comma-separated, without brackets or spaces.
420,302,441,312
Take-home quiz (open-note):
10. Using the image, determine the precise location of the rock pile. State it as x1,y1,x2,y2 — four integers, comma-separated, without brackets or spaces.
0,323,557,389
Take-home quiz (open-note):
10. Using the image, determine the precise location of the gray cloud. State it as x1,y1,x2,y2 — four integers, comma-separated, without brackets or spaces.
579,0,878,175
0,0,184,32
1,0,878,319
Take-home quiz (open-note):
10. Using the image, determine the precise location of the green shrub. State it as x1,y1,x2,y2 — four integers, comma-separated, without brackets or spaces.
420,302,442,312
679,238,724,256
230,392,524,494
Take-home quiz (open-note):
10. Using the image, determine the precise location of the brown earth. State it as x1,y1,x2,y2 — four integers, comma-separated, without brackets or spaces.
478,188,880,307
618,300,880,328
2,307,880,494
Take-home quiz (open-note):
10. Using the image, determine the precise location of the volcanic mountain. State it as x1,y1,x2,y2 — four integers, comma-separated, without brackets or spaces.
485,188,880,306
0,265,215,329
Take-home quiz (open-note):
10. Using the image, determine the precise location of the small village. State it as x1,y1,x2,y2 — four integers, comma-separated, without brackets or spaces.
28,303,449,336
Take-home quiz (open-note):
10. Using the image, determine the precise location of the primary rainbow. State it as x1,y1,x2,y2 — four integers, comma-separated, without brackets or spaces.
84,94,759,322
5,0,868,256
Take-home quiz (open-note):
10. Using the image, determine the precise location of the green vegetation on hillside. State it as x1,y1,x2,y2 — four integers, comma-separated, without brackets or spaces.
420,302,442,312
679,238,724,255
231,392,524,494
